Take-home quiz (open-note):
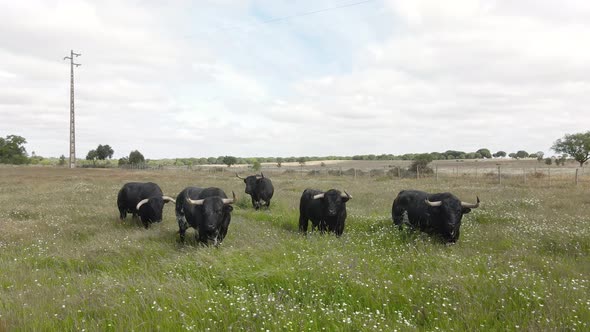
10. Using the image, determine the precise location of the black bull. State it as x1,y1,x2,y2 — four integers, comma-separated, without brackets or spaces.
117,182,175,228
236,173,274,209
298,189,352,237
391,190,480,243
175,187,235,246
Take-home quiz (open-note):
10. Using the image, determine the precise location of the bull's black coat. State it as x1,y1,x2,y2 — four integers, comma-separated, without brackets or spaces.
391,190,479,243
238,173,274,209
117,182,174,228
175,187,234,245
298,189,351,237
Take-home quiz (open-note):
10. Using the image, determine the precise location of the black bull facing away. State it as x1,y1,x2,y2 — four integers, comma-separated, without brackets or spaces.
391,190,480,243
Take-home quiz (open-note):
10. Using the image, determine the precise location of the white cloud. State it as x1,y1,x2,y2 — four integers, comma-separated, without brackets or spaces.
0,0,588,158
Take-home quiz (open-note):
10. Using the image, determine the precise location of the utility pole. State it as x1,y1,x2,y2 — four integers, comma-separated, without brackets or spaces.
63,50,81,168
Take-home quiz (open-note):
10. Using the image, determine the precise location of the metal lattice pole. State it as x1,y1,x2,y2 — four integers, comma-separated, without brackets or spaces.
63,50,81,168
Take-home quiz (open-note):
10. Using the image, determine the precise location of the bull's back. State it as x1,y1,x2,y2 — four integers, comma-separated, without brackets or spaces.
258,178,274,199
299,189,323,219
118,182,163,210
176,187,203,215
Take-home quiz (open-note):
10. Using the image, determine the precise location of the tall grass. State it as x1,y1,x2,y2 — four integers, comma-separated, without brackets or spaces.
0,167,588,331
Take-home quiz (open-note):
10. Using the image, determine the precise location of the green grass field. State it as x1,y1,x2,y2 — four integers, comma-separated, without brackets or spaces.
0,167,589,331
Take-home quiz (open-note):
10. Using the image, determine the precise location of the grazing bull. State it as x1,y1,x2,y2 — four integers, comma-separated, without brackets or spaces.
175,187,235,245
236,173,274,209
298,189,352,237
391,190,480,243
117,182,175,228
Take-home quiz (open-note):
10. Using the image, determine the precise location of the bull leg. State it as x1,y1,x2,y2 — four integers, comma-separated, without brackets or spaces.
219,215,231,243
299,215,309,234
251,197,260,210
197,230,208,245
119,208,127,220
177,214,188,243
141,217,150,229
392,205,405,230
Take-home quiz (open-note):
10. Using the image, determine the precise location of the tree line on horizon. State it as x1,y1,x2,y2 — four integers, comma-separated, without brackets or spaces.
1,131,589,168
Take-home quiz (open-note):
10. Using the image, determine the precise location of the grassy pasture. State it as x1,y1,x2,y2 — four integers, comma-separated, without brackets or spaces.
0,166,589,331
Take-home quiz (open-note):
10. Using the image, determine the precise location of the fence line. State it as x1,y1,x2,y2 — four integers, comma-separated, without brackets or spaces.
114,164,590,187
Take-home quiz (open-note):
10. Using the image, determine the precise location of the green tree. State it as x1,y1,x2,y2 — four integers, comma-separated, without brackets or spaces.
128,150,145,164
276,157,283,168
297,157,307,166
96,144,114,160
476,148,492,159
516,150,529,159
536,151,544,162
509,153,517,159
252,160,261,171
409,153,433,173
544,157,552,165
86,149,98,162
118,157,129,166
493,151,506,158
59,155,66,166
552,131,590,167
0,135,29,164
223,156,237,167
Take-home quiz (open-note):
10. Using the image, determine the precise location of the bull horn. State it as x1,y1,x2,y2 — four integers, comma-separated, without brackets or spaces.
313,193,325,200
341,191,352,199
222,191,236,204
235,173,245,180
136,198,149,210
186,197,204,205
461,196,480,208
163,196,176,203
425,199,442,207
261,172,265,178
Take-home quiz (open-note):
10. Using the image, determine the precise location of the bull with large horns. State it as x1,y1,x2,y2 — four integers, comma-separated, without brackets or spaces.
117,182,176,228
175,187,236,246
392,190,480,243
299,188,352,237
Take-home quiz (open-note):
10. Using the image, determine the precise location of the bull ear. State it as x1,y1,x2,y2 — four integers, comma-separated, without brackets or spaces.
136,198,149,210
162,196,176,204
313,193,325,200
462,207,472,214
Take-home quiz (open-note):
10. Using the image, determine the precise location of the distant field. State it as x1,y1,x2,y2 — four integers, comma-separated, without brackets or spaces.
0,167,589,331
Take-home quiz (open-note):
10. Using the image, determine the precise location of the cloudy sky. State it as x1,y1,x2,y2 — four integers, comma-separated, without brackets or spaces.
1,0,589,159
